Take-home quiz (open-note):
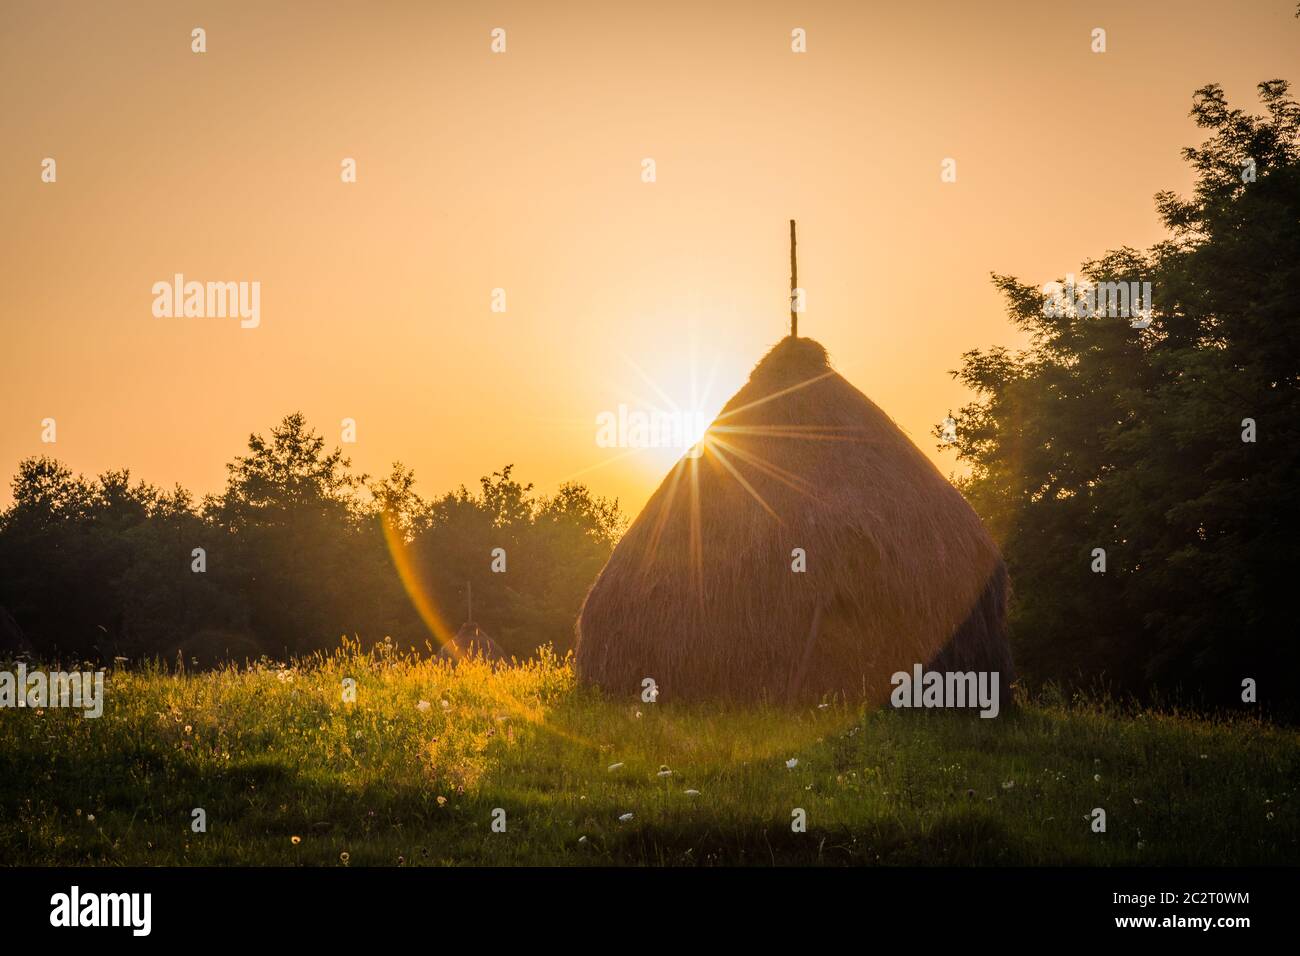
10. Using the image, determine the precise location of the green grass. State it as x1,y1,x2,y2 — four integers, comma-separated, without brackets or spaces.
1,643,1295,866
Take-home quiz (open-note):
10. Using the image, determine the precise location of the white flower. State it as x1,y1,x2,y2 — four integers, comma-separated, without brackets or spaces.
439,699,451,710
684,789,700,796
416,700,432,713
618,813,634,822
657,765,673,778
786,758,798,769
1094,774,1101,782
1001,780,1015,790
607,762,624,772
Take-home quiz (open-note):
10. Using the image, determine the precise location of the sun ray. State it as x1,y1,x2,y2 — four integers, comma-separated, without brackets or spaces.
712,369,837,424
687,454,705,605
712,423,872,443
550,445,647,484
707,434,824,503
643,455,687,572
620,353,684,414
707,440,781,522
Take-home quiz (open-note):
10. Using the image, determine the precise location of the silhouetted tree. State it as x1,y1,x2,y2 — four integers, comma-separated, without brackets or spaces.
947,80,1299,714
0,415,623,665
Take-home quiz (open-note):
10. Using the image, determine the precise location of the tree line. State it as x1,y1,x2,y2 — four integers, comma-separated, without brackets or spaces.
0,413,623,664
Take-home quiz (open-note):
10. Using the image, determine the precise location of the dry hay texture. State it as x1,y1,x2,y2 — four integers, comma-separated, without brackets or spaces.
575,336,1012,705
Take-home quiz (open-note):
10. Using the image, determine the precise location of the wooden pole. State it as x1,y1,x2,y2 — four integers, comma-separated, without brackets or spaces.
789,219,798,338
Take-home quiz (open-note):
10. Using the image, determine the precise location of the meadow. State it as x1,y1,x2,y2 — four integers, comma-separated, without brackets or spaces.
1,643,1295,866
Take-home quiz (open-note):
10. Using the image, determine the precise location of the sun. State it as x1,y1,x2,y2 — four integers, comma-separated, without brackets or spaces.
616,353,726,473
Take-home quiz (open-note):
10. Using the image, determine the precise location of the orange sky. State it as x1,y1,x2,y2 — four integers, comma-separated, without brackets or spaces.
2,0,1297,514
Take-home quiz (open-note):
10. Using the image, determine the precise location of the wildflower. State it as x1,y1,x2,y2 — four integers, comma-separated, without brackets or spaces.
1002,780,1014,790
436,796,447,806
607,762,624,772
685,789,700,796
786,758,798,769
1266,812,1275,821
439,699,450,710
417,700,432,713
1094,774,1101,782
635,711,642,718
184,725,192,735
397,856,405,865
340,851,350,864
291,836,301,845
87,814,95,822
657,765,672,777
618,813,634,822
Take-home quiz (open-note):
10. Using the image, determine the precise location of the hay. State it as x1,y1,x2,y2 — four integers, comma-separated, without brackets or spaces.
574,335,1013,704
436,622,505,663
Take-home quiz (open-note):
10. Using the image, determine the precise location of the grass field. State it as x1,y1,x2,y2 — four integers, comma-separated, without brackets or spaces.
1,643,1295,866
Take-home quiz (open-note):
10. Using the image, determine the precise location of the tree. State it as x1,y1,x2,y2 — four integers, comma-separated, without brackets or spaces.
946,80,1300,714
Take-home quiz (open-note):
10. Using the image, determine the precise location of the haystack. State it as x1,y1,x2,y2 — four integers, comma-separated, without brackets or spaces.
436,622,505,663
574,334,1012,704
0,605,31,655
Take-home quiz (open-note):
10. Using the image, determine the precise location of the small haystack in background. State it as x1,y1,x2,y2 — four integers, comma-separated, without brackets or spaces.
437,582,506,663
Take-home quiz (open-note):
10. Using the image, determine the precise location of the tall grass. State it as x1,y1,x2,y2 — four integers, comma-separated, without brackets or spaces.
1,643,1295,865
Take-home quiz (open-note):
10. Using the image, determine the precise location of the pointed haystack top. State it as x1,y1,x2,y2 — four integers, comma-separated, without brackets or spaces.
574,336,1012,704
